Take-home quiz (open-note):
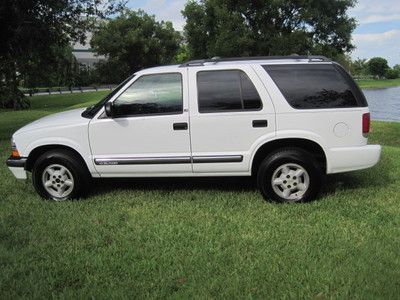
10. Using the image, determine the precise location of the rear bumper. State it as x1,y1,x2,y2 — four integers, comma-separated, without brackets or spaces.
6,157,28,179
327,145,381,174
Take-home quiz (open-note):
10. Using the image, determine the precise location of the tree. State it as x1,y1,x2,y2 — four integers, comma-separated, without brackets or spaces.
368,57,389,78
92,58,131,84
0,0,124,109
351,58,369,76
21,45,80,89
182,0,357,59
385,68,399,79
90,10,182,82
335,54,353,73
174,44,191,64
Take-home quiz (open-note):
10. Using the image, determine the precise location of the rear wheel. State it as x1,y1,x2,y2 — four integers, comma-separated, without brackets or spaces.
257,148,323,203
32,150,90,201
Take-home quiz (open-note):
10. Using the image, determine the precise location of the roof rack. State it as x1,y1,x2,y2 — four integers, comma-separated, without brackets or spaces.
179,55,330,67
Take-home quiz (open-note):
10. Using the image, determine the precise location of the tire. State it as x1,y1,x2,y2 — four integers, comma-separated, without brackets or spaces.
257,148,323,203
32,149,91,201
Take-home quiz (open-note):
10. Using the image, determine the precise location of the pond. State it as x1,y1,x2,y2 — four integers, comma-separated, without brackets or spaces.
363,86,400,122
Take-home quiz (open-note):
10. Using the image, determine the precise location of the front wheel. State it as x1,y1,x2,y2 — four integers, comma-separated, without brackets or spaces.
32,150,90,201
257,148,323,203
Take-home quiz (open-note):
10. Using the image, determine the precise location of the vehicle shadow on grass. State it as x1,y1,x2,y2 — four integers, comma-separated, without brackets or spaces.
322,166,392,196
89,164,391,200
91,176,258,195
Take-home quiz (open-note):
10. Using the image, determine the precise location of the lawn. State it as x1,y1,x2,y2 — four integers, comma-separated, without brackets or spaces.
0,92,399,298
357,78,400,89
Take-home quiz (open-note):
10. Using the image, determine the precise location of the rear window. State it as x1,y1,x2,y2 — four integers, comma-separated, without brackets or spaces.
263,64,367,109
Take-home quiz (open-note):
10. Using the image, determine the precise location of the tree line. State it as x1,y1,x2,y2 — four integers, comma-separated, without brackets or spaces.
0,0,396,109
350,57,400,79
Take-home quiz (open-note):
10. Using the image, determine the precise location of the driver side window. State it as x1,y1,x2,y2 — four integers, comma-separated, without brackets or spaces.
113,73,183,117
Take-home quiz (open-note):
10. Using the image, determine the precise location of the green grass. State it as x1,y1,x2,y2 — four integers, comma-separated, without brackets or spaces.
357,78,400,89
0,92,108,141
0,92,399,298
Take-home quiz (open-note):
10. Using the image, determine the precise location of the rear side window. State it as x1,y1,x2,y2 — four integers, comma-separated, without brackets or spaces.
263,64,367,109
197,70,262,113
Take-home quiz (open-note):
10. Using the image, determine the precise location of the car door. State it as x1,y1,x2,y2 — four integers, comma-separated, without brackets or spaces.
188,65,276,174
89,70,192,176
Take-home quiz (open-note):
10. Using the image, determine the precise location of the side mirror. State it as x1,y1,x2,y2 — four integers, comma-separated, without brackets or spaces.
104,101,114,118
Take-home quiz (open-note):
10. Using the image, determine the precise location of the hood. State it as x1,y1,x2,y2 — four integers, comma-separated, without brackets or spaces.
14,108,89,135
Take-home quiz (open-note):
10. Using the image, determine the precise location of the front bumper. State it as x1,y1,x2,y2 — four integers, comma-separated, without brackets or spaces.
6,157,28,179
327,145,382,174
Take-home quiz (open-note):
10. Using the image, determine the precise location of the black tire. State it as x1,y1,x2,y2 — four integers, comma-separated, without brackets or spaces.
257,148,323,203
32,149,91,200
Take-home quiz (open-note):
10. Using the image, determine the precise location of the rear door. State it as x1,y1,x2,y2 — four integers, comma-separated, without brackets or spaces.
188,65,276,174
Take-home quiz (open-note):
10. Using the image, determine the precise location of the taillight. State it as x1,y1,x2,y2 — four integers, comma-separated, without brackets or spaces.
362,113,370,136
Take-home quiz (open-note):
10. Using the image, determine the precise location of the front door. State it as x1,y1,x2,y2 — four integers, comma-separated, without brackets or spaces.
89,70,192,176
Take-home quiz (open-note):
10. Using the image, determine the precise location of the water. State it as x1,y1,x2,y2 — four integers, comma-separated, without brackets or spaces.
363,86,400,122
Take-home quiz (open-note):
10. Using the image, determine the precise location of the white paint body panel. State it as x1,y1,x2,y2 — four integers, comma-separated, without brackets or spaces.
188,65,276,173
8,60,381,181
89,115,192,175
328,145,381,173
88,68,192,175
12,108,97,175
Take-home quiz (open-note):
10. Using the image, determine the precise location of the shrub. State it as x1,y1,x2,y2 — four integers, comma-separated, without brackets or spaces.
385,68,400,79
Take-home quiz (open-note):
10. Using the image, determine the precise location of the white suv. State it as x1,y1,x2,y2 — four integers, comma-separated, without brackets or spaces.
6,56,381,202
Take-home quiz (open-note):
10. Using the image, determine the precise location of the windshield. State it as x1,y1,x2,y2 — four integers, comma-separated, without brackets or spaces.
81,74,136,118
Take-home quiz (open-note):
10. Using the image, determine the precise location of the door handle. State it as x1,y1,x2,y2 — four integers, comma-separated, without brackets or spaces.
173,122,188,130
252,120,268,128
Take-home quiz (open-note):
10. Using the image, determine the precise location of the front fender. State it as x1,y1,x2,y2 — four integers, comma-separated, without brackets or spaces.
13,124,97,175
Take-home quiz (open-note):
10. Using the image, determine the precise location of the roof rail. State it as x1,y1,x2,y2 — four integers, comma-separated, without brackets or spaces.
179,55,330,67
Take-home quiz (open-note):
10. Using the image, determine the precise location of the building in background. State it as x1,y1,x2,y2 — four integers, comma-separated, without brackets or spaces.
72,33,106,68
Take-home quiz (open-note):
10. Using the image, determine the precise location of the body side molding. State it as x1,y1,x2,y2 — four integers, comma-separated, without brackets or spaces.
192,155,243,163
94,155,243,165
95,156,191,165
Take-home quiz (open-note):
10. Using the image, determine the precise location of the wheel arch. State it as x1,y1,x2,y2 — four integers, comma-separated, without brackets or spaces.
251,138,327,176
25,144,90,173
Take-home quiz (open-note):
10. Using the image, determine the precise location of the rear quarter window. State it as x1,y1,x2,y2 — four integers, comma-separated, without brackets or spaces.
263,64,367,109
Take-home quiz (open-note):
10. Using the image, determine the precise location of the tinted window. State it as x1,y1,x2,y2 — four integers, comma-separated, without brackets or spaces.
82,74,136,118
113,73,182,117
263,64,360,109
197,70,262,113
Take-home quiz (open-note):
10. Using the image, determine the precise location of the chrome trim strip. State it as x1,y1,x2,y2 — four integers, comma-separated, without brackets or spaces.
192,155,243,163
95,156,191,165
94,155,243,165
